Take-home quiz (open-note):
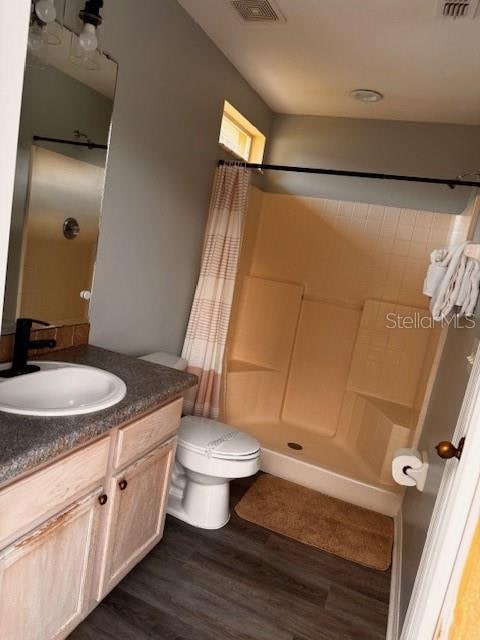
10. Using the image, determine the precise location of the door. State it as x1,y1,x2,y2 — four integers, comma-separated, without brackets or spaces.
400,319,480,639
0,490,102,640
97,437,176,598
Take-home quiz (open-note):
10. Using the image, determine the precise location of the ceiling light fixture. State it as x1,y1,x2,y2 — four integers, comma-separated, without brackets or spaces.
350,89,384,103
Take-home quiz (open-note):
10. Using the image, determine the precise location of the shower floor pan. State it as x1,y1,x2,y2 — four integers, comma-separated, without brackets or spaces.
240,422,402,517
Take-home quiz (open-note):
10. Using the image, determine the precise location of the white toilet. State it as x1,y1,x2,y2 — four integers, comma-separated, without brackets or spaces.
140,351,261,529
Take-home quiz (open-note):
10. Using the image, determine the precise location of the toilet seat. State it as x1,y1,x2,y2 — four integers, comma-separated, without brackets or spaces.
178,416,260,461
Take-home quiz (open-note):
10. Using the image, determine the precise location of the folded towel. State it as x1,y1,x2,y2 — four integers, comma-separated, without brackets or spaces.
459,259,480,317
425,242,480,320
422,249,449,297
429,243,468,320
456,258,475,310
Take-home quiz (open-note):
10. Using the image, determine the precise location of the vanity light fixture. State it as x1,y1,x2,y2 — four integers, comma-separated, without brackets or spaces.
78,0,103,52
27,0,105,71
79,22,98,51
28,23,45,52
350,88,384,103
27,0,63,59
69,0,103,70
35,0,56,24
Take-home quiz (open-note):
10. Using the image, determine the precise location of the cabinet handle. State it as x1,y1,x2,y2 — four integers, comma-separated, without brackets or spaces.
98,494,108,505
118,479,128,491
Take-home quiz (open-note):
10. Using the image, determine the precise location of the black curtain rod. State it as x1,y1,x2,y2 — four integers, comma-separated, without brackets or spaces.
217,160,480,190
33,135,108,150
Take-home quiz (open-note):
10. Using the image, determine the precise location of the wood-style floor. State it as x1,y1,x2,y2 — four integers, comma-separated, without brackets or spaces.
70,476,391,640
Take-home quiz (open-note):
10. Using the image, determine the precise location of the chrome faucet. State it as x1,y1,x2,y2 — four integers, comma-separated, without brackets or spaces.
0,318,57,378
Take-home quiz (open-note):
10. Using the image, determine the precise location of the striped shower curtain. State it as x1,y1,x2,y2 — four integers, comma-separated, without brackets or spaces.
181,163,251,418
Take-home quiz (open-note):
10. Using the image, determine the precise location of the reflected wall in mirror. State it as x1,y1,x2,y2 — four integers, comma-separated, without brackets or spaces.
3,20,117,335
20,146,103,322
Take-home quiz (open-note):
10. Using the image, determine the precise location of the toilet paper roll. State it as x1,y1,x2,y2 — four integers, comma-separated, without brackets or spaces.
392,448,424,487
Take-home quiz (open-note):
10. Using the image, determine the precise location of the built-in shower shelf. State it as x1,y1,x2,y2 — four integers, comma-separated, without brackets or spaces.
350,392,417,485
227,359,279,373
359,395,418,430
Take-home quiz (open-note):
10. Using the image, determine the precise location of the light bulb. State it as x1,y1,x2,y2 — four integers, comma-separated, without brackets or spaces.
35,0,56,24
79,23,98,52
28,24,45,51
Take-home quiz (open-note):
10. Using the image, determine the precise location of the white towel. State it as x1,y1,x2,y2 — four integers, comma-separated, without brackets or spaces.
422,249,450,297
456,258,475,310
429,243,468,320
459,259,480,317
425,242,480,320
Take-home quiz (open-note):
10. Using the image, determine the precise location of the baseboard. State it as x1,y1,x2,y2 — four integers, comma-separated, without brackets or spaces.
387,511,403,640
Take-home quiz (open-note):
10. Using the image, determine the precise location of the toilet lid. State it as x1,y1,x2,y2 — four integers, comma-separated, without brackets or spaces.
178,416,260,459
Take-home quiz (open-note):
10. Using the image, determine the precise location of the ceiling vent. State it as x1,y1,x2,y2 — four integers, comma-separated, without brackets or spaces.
436,0,479,18
230,0,286,23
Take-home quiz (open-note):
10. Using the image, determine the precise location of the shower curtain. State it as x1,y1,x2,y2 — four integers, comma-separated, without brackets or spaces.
181,163,251,418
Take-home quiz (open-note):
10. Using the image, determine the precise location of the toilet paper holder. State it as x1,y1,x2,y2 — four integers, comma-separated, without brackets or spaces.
392,449,429,492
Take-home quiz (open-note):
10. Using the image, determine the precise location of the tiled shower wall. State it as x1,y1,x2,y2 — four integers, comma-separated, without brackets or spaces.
225,189,458,441
252,193,456,311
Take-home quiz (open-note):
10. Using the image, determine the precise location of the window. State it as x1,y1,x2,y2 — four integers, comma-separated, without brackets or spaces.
219,101,266,163
219,114,252,161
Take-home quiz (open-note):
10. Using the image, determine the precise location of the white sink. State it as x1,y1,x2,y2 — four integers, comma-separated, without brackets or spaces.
0,361,127,416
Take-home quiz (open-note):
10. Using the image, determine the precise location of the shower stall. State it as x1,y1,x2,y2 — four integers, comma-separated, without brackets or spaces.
223,182,478,516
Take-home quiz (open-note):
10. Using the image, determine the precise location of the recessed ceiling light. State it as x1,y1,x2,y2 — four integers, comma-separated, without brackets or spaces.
350,89,384,103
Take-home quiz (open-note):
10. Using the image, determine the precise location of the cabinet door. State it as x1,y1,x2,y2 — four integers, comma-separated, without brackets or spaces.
0,490,103,640
98,436,176,598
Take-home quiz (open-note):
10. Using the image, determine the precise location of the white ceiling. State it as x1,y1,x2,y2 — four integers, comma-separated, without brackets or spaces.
178,0,480,125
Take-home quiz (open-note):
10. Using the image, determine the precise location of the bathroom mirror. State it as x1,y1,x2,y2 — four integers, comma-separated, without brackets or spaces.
1,23,117,335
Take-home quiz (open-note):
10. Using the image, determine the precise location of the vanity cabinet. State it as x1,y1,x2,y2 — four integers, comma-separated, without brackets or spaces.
0,437,110,549
0,397,182,640
98,436,176,598
0,490,103,640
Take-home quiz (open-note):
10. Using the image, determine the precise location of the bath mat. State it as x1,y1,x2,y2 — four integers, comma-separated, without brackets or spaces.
234,474,394,571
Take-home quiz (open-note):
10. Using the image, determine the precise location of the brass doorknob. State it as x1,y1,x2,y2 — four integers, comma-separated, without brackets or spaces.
435,437,465,460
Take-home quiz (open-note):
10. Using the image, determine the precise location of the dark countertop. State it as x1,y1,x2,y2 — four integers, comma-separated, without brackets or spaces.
0,345,197,487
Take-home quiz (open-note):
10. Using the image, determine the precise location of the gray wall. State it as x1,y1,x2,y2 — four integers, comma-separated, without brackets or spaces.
89,0,272,356
4,64,112,327
265,114,480,213
399,311,480,630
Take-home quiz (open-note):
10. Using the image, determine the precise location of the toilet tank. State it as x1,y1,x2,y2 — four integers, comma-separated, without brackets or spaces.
140,351,194,416
140,351,188,371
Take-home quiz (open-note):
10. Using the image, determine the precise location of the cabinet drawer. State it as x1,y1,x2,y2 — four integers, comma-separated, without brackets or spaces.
0,437,109,548
114,398,182,470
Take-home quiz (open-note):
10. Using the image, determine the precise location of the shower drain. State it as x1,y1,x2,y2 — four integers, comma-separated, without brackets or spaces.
287,442,303,450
